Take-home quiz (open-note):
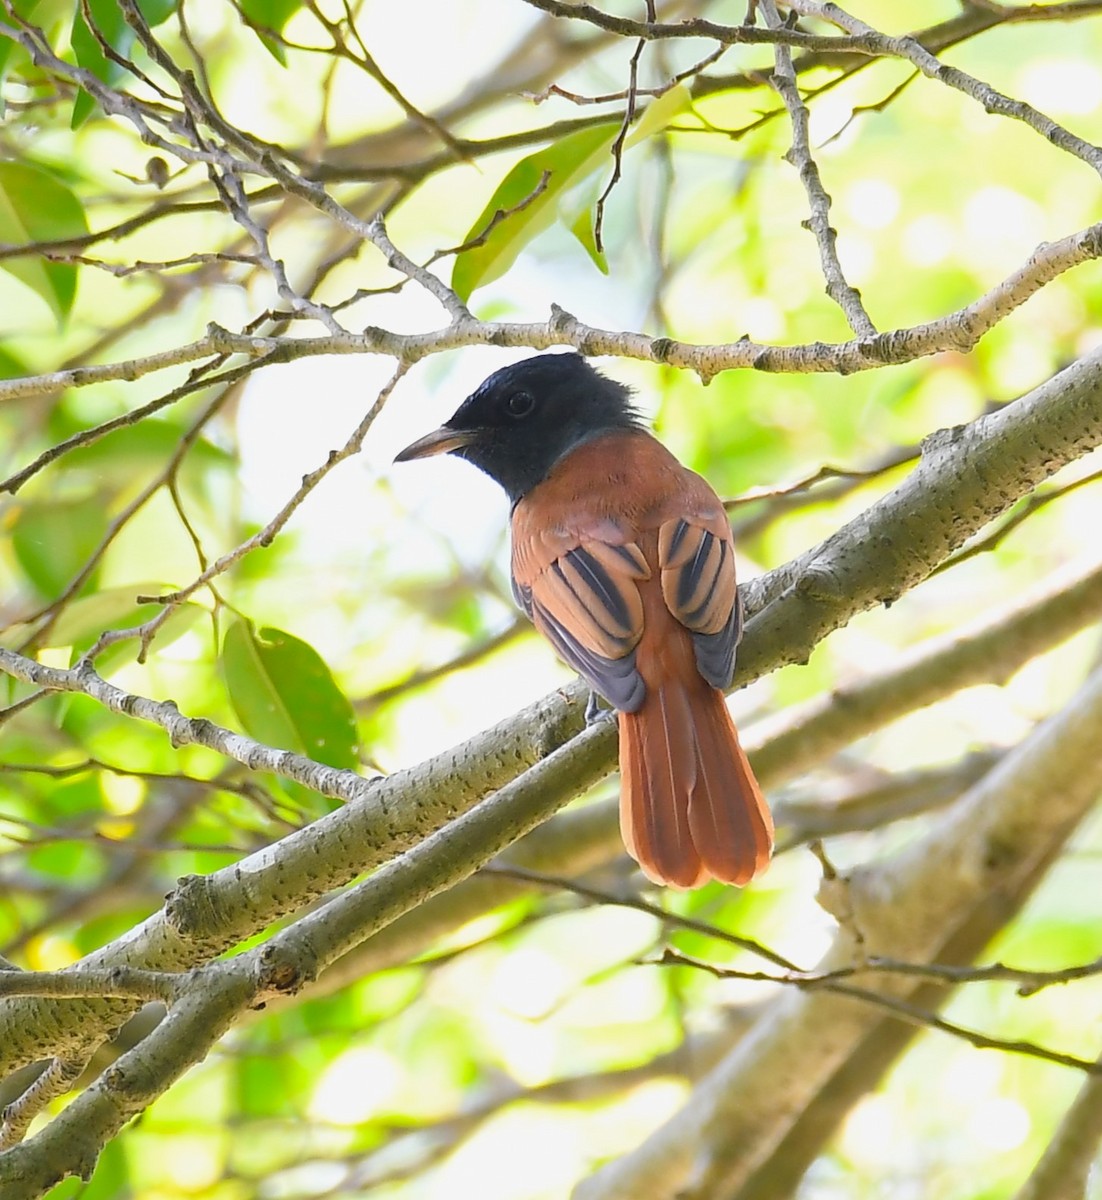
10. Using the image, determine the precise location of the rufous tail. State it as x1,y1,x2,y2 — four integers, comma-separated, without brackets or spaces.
619,681,773,889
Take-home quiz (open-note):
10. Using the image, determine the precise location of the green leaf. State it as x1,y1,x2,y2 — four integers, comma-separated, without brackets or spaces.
449,91,691,301
239,0,302,66
562,181,609,275
221,618,358,770
0,344,27,378
0,1,41,81
10,496,108,598
0,162,89,322
64,418,235,473
624,83,692,148
140,0,177,22
39,583,203,664
451,122,619,302
70,0,178,127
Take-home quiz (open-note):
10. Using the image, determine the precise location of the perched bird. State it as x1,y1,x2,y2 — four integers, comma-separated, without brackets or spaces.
395,353,773,888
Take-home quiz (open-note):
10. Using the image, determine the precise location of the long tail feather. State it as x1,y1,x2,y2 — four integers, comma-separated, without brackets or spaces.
619,682,772,889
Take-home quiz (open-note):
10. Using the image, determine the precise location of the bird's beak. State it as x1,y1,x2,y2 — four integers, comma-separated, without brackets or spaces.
394,425,478,463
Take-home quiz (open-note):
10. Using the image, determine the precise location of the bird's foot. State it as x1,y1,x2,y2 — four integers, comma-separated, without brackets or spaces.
584,690,615,727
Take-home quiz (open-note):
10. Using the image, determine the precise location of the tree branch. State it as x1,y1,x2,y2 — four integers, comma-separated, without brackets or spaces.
1013,1053,1102,1200
0,349,1099,1079
758,0,876,337
577,660,1102,1200
749,552,1102,786
3,215,1099,409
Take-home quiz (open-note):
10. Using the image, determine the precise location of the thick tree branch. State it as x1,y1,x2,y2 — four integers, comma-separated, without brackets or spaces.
1014,1055,1102,1200
750,552,1102,786
576,660,1102,1200
257,538,1102,1001
0,968,254,1197
0,722,617,1195
735,826,1087,1199
0,349,1099,1079
0,348,1099,1089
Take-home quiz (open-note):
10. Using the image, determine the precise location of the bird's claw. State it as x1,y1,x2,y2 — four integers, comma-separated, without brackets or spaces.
584,690,615,727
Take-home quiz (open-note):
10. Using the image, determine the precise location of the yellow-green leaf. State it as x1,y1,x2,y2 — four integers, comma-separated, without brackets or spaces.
451,122,619,302
0,162,88,322
42,584,203,667
563,183,609,275
625,83,692,148
70,0,178,127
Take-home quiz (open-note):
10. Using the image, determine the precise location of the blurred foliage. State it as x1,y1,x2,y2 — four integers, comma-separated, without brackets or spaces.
1,1,1101,1198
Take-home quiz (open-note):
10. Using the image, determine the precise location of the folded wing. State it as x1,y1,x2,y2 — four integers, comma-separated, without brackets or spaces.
513,537,651,712
657,516,742,690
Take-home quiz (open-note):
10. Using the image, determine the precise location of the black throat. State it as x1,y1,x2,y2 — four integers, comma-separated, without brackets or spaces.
445,353,644,504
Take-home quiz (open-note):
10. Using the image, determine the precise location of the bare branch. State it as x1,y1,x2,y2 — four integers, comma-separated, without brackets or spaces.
758,0,876,336
0,1057,87,1151
577,661,1102,1200
658,948,1102,1075
11,385,231,651
366,215,471,321
131,360,408,616
0,967,180,1003
2,217,1099,408
482,864,801,970
749,553,1102,786
1014,1054,1102,1200
786,0,1102,176
0,357,265,495
593,0,650,254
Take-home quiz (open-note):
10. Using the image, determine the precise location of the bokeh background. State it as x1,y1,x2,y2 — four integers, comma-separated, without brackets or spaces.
1,1,1101,1197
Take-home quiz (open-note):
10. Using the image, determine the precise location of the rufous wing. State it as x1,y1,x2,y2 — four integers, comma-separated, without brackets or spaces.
512,529,651,712
657,515,742,689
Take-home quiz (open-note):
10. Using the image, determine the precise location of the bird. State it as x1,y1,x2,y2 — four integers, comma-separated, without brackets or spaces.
394,352,773,888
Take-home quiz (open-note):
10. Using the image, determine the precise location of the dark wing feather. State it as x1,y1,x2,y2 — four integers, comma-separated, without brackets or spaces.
512,532,650,713
658,517,741,690
532,603,646,712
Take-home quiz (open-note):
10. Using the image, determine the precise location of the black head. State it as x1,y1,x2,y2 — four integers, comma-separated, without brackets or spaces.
394,353,643,504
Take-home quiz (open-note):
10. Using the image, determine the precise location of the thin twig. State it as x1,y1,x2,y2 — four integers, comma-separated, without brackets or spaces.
759,0,876,337
318,0,468,162
356,617,529,712
481,864,804,972
133,361,409,614
42,249,259,276
657,949,1102,1074
0,357,265,496
367,215,471,321
529,45,727,106
430,171,552,262
593,0,652,254
785,0,1102,177
12,382,240,652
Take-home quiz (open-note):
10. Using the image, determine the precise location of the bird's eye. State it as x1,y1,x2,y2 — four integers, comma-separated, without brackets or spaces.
505,391,535,418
